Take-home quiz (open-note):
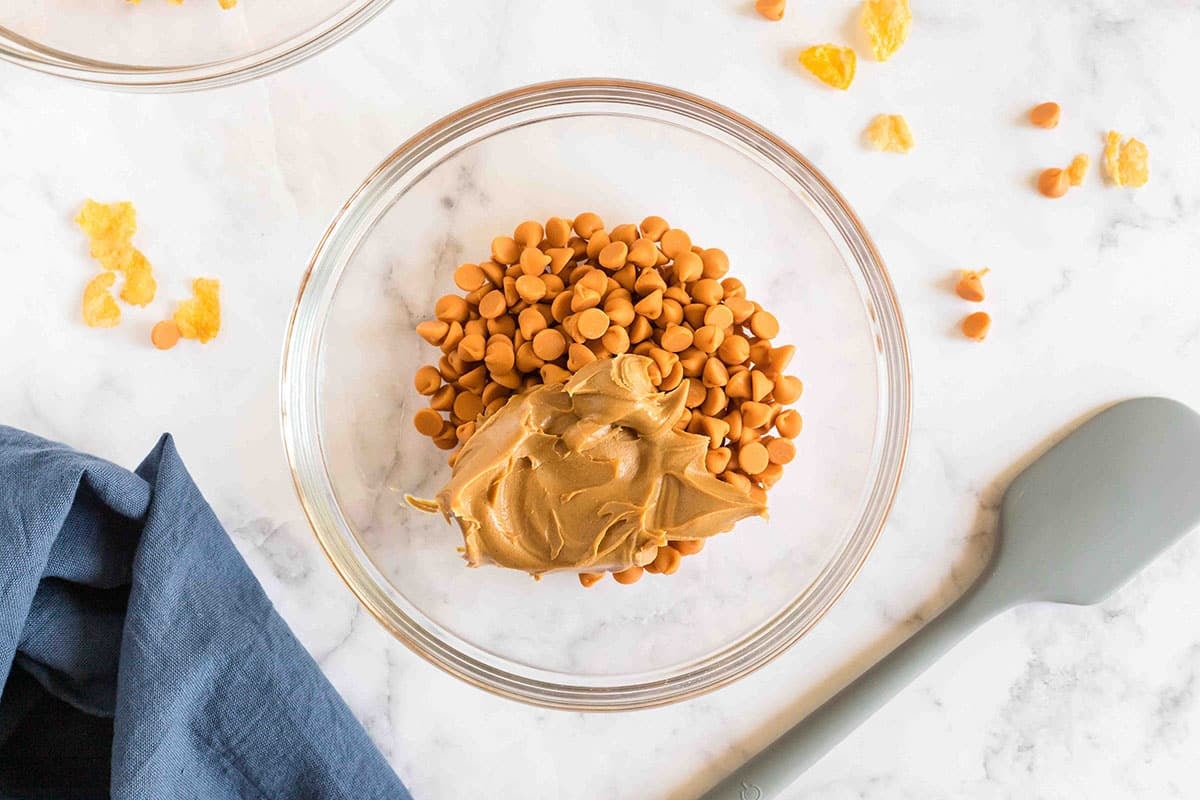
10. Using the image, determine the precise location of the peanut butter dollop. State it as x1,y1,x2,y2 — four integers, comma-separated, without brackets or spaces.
437,354,767,575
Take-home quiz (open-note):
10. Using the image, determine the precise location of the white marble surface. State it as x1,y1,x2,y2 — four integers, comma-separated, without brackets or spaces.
3,1,1199,797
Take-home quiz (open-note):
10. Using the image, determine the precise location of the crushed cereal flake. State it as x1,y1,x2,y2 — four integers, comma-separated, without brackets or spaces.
82,272,121,328
798,45,856,90
1067,154,1090,186
173,278,221,343
864,114,914,153
1104,131,1149,188
862,0,911,62
76,199,157,306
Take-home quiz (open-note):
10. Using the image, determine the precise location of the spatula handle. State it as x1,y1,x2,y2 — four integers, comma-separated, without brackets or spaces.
698,583,1007,800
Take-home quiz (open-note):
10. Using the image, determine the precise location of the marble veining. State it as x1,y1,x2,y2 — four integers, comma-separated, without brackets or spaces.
3,0,1199,798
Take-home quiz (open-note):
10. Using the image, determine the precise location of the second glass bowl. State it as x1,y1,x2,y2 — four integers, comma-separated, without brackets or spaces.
282,79,910,710
0,0,391,90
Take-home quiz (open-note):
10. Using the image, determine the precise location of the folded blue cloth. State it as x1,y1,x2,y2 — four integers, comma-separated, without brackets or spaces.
0,426,411,800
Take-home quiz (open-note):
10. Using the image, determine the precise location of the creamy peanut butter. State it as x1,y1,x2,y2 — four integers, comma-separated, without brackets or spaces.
437,355,767,575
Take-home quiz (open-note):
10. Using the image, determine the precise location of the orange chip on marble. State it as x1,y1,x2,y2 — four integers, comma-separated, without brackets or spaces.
173,278,222,343
798,45,857,90
864,114,914,153
82,272,121,328
861,0,911,62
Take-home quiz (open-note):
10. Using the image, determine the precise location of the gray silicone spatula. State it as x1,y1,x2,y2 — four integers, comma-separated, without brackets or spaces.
700,397,1200,800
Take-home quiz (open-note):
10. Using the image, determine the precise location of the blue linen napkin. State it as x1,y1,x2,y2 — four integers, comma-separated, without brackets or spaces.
0,426,411,800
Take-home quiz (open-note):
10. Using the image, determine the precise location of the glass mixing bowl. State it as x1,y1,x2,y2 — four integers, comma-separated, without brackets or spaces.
282,79,910,710
0,0,390,90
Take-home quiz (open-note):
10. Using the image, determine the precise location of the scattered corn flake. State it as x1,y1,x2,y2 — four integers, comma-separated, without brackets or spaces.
82,272,121,328
76,199,157,306
865,114,914,153
173,278,222,343
1067,154,1090,186
862,0,911,62
1104,131,1149,188
76,199,136,270
120,249,158,307
128,0,237,7
798,45,857,90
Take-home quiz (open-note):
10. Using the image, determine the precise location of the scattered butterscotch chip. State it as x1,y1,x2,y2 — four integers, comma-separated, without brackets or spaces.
864,114,914,153
173,278,221,343
151,319,181,350
1037,167,1069,199
961,311,991,341
799,45,857,90
578,573,604,588
82,272,121,328
755,0,786,20
1104,131,1149,188
1029,102,1061,129
861,0,911,62
955,269,989,302
1067,154,1090,186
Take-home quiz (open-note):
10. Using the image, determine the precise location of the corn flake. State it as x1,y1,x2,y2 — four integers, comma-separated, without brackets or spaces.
799,45,856,90
1104,131,1149,188
121,249,158,307
862,0,911,62
76,199,158,306
865,114,914,153
82,272,121,328
1067,154,1090,187
174,278,222,343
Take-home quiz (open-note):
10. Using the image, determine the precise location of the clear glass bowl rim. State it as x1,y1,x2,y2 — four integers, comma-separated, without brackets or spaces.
281,78,911,710
0,0,392,91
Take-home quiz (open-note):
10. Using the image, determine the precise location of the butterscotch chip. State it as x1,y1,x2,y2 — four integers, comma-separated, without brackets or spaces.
1029,102,1060,129
453,391,484,421
458,333,486,362
545,217,572,248
629,315,654,344
766,437,796,465
413,408,444,437
773,375,804,403
515,274,547,303
700,386,728,417
573,212,604,238
702,357,729,388
750,370,775,402
491,236,520,265
435,294,470,323
660,228,692,260
738,441,770,475
414,365,442,395
755,0,785,20
532,328,567,360
718,335,750,364
660,325,694,353
674,251,703,283
691,278,723,306
749,310,780,339
514,220,544,248
639,216,669,242
541,363,572,384
741,401,772,430
961,311,991,341
478,290,507,319
577,308,610,339
454,263,487,291
601,325,631,355
726,370,752,400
